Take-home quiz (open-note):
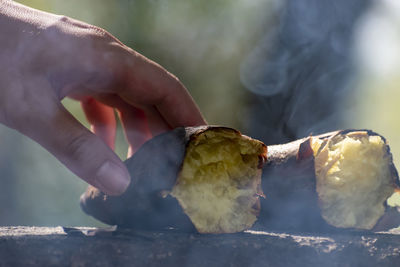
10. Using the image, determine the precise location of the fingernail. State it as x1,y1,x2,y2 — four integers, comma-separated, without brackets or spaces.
95,161,131,195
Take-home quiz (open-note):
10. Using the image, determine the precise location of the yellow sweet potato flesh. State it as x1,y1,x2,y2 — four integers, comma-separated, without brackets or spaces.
171,129,265,233
313,132,394,229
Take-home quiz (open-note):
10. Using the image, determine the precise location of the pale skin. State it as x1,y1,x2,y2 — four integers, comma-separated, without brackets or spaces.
0,0,206,195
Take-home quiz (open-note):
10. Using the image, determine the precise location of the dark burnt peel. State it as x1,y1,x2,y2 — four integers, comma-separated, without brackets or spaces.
259,129,400,232
81,126,267,233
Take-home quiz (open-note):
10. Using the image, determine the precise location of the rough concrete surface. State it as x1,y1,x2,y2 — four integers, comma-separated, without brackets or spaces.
1,226,400,266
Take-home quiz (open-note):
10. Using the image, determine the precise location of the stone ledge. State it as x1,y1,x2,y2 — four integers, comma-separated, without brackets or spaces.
1,226,400,266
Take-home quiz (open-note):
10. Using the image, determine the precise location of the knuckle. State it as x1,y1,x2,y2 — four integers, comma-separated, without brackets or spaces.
87,25,119,45
88,25,109,39
65,132,95,161
58,15,70,23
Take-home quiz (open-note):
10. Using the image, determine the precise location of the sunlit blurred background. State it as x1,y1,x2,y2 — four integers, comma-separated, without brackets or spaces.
1,0,400,226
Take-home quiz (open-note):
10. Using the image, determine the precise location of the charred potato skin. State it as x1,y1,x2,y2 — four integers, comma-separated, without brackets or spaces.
80,126,265,232
81,128,399,233
80,127,194,231
257,129,400,232
256,136,328,232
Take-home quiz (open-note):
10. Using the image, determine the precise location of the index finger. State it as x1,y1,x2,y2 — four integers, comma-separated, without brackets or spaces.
115,50,207,128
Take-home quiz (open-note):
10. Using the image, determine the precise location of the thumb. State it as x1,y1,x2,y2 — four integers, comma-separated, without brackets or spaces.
10,94,130,196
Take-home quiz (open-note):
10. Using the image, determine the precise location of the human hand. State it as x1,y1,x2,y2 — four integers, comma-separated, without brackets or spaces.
0,1,206,195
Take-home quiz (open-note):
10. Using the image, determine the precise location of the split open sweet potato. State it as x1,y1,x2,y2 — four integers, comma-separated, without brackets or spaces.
81,127,400,233
258,129,400,232
80,126,266,233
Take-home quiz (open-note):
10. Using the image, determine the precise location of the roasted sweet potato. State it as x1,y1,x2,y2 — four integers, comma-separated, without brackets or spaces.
258,129,400,232
80,126,267,233
81,128,400,233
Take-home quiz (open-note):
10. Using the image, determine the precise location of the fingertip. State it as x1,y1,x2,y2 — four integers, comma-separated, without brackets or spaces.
93,160,131,196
